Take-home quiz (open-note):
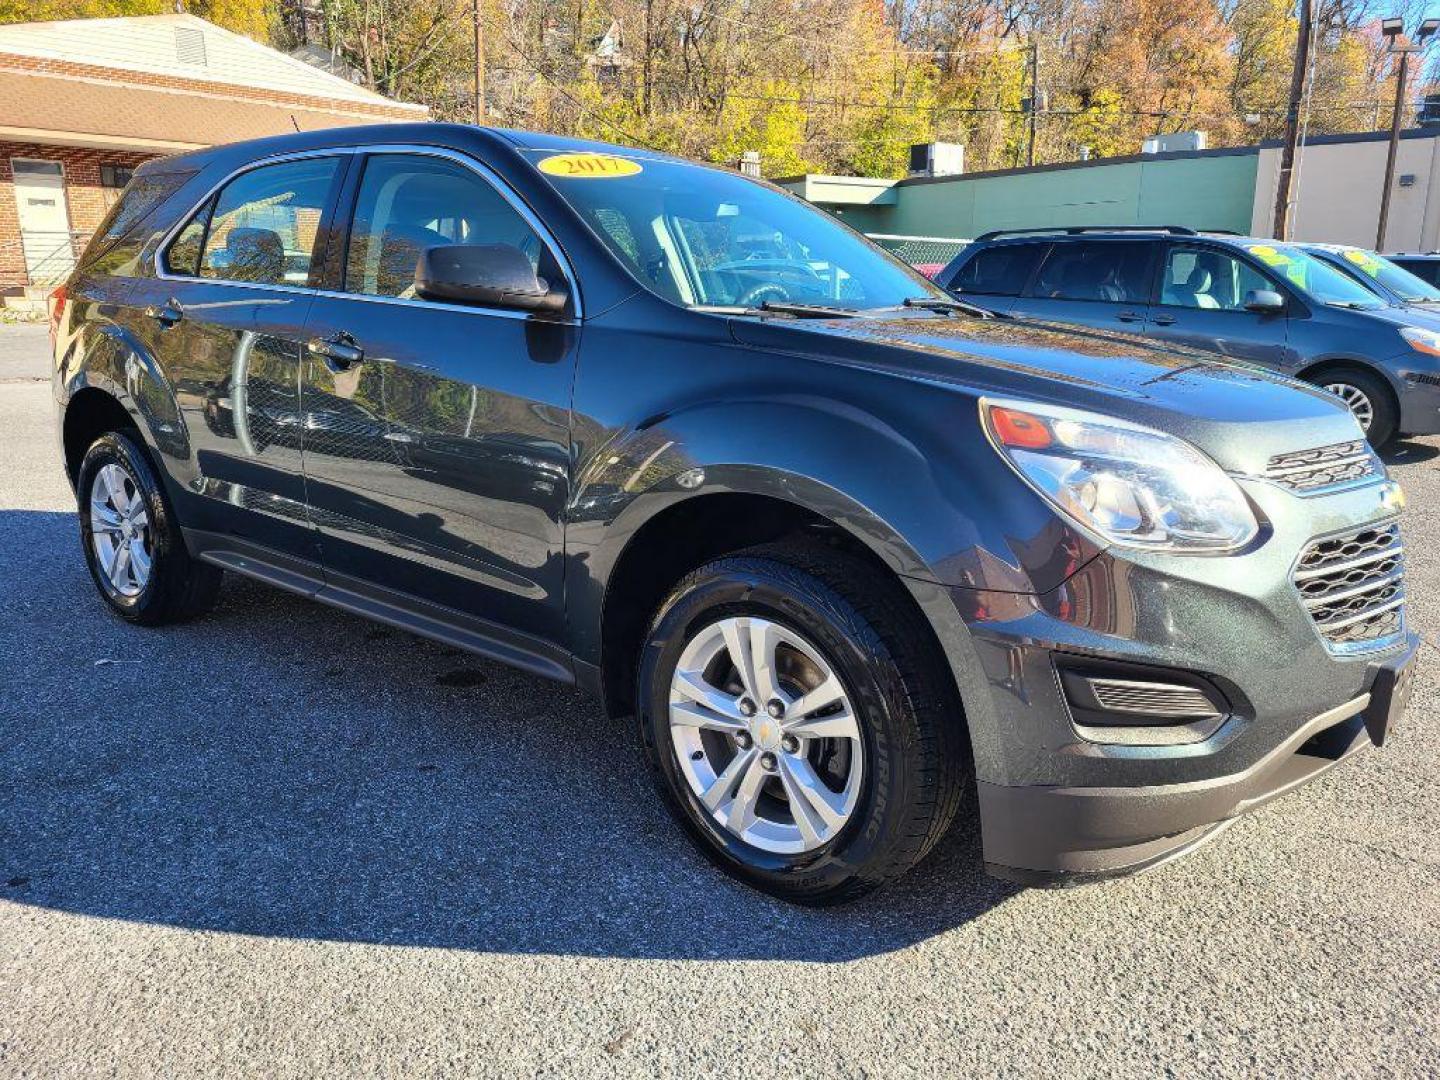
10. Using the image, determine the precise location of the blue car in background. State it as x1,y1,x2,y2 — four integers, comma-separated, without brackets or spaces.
1302,243,1440,310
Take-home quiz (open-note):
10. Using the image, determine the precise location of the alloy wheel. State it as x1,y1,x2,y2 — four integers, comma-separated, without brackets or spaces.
668,616,863,855
1324,381,1375,431
89,462,153,598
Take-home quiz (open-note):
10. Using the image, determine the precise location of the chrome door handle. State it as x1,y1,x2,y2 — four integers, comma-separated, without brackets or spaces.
1152,314,1177,326
1116,310,1142,323
146,298,184,327
307,334,365,370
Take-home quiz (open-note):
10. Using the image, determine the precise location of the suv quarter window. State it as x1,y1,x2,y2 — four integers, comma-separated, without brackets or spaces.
341,152,549,303
949,243,1047,296
1159,244,1276,312
1028,240,1155,304
163,156,343,287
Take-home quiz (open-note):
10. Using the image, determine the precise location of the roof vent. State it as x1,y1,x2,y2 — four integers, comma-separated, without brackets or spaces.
175,26,208,66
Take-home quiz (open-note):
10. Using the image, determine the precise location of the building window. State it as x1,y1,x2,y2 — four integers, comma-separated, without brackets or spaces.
100,165,136,210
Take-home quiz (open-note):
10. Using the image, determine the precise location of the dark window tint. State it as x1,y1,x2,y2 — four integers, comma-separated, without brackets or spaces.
164,202,210,277
1393,257,1440,286
81,169,192,277
1032,241,1154,303
196,157,340,285
1161,247,1271,311
949,244,1045,296
344,154,543,300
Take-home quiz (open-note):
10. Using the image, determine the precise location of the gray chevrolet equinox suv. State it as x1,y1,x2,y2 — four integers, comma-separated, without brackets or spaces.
52,126,1418,903
938,225,1440,446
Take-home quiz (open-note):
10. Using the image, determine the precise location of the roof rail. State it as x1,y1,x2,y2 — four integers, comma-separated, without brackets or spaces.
972,225,1199,242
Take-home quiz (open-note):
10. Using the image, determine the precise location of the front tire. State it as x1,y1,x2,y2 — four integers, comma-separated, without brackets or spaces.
77,430,222,625
1312,367,1397,447
638,543,971,905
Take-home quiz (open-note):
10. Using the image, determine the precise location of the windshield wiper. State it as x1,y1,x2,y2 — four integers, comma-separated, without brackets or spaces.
1325,300,1379,309
902,295,996,319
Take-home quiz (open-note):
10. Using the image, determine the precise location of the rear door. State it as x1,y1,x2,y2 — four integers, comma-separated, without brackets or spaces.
1143,243,1291,369
1010,239,1157,332
127,153,348,560
297,149,578,646
942,241,1048,315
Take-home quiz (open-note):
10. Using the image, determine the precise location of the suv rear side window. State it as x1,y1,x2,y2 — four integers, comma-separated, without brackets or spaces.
343,153,544,300
166,157,341,286
82,169,194,277
949,244,1045,296
1031,241,1153,303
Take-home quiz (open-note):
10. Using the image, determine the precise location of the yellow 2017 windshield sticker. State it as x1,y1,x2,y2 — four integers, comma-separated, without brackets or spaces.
538,152,643,178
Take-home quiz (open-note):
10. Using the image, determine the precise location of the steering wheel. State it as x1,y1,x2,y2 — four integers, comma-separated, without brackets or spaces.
736,281,790,308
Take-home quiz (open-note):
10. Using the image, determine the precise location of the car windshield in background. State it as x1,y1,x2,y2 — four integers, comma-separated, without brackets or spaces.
1328,246,1440,303
1246,243,1385,309
524,150,942,311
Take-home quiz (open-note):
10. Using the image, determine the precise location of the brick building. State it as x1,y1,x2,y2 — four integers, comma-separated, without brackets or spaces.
0,13,427,307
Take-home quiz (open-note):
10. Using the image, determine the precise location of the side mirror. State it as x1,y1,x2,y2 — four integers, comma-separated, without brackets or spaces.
1244,288,1285,314
414,244,568,315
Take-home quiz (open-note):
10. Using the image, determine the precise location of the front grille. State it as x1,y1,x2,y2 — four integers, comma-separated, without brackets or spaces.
1266,440,1378,492
1293,522,1406,649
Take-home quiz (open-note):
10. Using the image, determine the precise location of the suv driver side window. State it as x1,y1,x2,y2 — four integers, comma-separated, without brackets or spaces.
343,153,546,301
1160,246,1272,311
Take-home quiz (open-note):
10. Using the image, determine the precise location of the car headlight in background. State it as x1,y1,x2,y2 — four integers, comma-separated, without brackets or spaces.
982,400,1260,553
1399,325,1440,357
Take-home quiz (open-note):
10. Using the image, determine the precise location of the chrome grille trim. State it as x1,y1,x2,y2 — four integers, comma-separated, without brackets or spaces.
1087,678,1221,719
1292,520,1407,652
1264,440,1380,493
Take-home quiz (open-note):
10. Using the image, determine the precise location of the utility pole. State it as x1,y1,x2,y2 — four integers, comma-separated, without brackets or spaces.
1375,18,1440,250
1377,49,1410,250
1272,0,1314,240
472,0,485,125
1026,41,1040,168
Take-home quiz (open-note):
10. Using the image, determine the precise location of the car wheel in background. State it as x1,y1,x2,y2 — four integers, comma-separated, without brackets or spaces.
1314,367,1396,446
638,542,971,905
77,430,222,625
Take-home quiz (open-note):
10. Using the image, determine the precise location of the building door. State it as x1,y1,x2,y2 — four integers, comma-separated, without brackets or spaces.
11,159,75,287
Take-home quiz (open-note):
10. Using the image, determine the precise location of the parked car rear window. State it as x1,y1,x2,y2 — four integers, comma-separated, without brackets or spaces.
82,170,194,277
1031,241,1153,303
949,244,1045,296
1391,257,1440,286
343,154,545,300
166,157,341,286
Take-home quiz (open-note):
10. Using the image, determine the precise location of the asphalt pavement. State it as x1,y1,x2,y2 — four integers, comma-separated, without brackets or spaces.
2,327,1438,1077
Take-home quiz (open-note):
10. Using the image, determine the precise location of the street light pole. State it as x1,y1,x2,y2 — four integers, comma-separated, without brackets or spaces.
1376,16,1439,251
1026,41,1039,168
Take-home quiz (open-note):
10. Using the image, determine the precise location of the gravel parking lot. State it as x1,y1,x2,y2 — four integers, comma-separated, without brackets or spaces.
2,326,1438,1077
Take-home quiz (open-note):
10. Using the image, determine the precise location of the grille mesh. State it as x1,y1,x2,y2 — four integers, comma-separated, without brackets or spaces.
1266,440,1378,492
1293,522,1405,649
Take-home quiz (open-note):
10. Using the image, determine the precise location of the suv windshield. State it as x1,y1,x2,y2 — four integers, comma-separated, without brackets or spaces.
1243,242,1385,309
1324,246,1440,303
524,150,942,311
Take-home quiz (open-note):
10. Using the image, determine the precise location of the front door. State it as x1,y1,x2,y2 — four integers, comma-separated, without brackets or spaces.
12,158,75,287
1143,244,1291,369
127,154,347,560
299,150,577,645
1009,239,1157,334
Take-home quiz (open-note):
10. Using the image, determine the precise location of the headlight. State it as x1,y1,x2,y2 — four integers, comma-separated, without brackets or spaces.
1399,326,1440,357
982,399,1259,553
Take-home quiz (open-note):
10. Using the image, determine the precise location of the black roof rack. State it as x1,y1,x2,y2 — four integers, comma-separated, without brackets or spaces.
972,225,1199,242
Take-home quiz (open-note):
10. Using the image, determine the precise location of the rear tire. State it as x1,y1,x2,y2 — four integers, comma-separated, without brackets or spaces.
77,430,222,625
1310,367,1397,447
637,542,971,905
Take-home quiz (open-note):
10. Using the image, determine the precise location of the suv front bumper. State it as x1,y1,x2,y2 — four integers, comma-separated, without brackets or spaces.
978,635,1417,883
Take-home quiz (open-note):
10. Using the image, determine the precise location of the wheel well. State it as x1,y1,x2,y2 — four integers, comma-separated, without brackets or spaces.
1296,359,1398,414
63,387,137,485
598,492,948,720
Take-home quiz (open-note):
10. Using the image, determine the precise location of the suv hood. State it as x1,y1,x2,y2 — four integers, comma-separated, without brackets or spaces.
730,313,1365,475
